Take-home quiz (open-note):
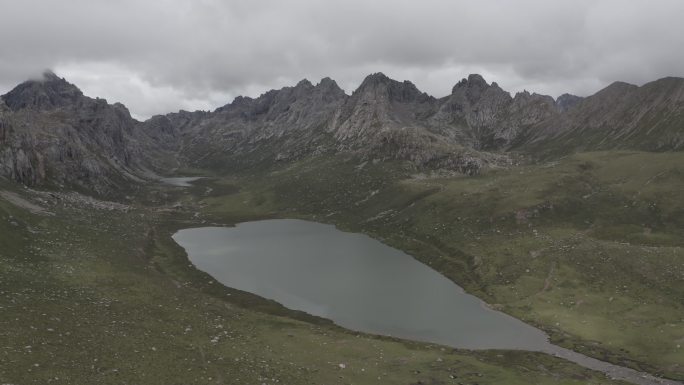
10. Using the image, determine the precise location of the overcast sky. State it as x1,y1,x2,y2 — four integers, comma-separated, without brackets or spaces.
1,0,683,119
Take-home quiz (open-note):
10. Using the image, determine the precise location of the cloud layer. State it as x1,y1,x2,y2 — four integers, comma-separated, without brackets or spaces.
1,0,683,119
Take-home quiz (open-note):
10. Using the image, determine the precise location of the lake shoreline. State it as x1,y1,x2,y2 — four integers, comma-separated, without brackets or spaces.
172,219,682,385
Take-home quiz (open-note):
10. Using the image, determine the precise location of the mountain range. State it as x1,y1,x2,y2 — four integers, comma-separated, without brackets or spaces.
1,71,683,193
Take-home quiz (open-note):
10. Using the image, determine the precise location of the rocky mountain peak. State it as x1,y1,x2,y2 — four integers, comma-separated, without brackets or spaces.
41,70,60,81
111,102,134,119
289,79,316,100
596,81,639,98
311,77,346,103
295,78,314,89
466,73,488,88
317,77,339,88
452,74,489,93
450,74,505,105
353,72,393,95
513,90,554,103
228,95,254,108
358,72,391,87
506,92,556,117
555,93,583,111
638,76,684,96
2,70,84,111
316,77,345,95
354,73,430,103
214,78,346,117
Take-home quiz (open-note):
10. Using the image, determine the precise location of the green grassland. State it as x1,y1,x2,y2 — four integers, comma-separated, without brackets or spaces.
0,177,627,384
198,151,684,380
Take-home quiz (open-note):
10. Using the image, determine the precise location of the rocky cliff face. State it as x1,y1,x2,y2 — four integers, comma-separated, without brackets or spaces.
412,75,563,151
329,73,452,166
0,72,160,194
332,72,434,144
429,75,512,147
166,77,348,170
555,94,584,112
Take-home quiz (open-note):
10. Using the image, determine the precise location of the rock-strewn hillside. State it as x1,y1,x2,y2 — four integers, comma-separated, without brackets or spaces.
516,77,684,155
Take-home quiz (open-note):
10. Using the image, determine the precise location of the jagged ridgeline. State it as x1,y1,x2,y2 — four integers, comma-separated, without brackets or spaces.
1,71,683,193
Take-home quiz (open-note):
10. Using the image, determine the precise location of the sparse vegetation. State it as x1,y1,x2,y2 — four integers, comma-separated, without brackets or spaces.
200,151,684,380
0,175,630,385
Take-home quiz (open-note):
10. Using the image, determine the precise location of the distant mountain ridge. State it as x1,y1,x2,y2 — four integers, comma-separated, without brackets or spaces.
516,77,684,154
1,70,683,193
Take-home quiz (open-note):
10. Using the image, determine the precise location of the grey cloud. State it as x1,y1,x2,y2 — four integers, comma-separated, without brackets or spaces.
1,0,684,119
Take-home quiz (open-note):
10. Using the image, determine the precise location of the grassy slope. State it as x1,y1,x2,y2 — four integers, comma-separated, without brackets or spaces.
200,151,684,380
0,180,623,385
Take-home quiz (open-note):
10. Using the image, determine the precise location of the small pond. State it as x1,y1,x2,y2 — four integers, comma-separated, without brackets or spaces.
160,177,203,187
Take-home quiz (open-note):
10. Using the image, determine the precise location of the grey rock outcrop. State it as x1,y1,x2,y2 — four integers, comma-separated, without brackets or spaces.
0,72,163,194
3,71,84,111
555,93,583,112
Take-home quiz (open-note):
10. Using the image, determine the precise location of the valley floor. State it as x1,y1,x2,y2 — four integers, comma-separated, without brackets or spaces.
1,150,682,384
